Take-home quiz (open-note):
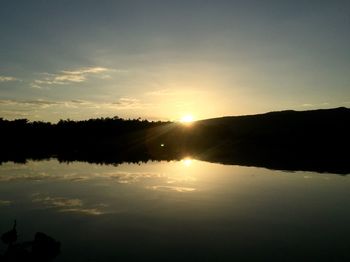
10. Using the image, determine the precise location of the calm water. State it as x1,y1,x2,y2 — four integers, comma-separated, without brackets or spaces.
1,159,350,261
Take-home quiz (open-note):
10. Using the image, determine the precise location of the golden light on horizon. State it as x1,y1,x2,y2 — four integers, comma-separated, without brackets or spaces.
180,115,194,123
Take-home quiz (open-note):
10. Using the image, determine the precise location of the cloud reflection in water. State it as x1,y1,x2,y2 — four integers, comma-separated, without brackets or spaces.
32,194,107,215
0,200,11,206
148,185,196,192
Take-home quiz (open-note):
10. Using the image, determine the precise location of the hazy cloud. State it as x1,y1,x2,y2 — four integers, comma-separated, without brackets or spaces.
0,98,145,110
0,99,61,108
146,89,176,96
69,99,89,104
0,97,151,120
301,102,331,108
0,76,20,82
0,99,15,105
111,98,145,109
301,103,314,107
145,88,204,97
61,67,108,75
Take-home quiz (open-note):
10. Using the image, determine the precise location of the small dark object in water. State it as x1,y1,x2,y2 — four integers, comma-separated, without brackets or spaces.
1,220,17,245
32,232,61,261
1,222,61,261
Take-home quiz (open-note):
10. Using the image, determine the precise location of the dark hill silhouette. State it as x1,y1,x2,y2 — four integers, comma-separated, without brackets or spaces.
186,107,350,173
0,107,349,174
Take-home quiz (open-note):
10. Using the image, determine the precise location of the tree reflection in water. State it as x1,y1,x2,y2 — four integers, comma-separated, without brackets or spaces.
1,221,60,262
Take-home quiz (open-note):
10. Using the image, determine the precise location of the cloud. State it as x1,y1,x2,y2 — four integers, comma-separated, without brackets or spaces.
0,76,20,82
302,103,314,107
0,97,151,120
146,89,176,96
0,110,32,118
146,88,205,97
0,98,143,109
111,98,145,109
0,99,15,105
61,67,108,75
301,102,331,108
69,99,88,104
24,100,61,106
31,66,111,88
0,99,61,108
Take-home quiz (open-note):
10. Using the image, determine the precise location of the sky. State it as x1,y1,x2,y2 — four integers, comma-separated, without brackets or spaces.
1,0,350,122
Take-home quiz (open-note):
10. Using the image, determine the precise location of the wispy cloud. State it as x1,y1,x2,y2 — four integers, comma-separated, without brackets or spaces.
111,98,145,109
0,76,20,82
301,103,314,107
31,66,111,88
146,89,176,96
0,99,61,108
301,102,331,108
145,88,205,97
0,98,146,110
61,67,108,75
0,97,151,120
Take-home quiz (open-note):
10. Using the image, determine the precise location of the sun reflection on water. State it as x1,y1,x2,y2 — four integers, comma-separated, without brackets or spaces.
182,158,193,167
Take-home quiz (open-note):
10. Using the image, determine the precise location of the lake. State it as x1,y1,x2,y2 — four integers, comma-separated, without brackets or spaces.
1,159,350,261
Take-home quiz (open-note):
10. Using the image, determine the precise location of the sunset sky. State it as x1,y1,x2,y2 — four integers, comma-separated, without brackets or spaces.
1,0,349,122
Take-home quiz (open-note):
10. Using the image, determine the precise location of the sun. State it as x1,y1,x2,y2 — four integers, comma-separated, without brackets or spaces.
180,115,194,123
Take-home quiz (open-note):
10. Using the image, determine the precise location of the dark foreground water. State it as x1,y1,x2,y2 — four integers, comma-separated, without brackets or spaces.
0,159,350,261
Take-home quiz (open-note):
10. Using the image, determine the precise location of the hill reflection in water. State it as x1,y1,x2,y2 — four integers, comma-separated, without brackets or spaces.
1,159,350,261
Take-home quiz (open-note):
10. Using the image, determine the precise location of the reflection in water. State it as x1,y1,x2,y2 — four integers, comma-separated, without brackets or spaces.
0,159,350,261
148,185,196,192
0,200,11,206
181,157,193,167
1,222,61,262
32,194,106,215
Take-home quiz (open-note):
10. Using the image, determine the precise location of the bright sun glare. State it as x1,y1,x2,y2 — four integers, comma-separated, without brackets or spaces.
180,115,194,123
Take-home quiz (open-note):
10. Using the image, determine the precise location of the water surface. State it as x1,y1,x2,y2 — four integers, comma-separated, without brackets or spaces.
1,159,349,261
